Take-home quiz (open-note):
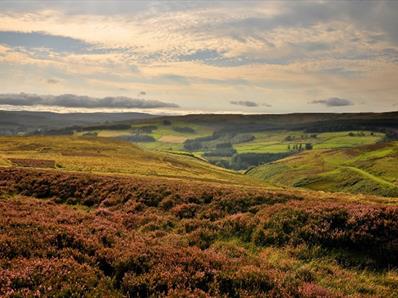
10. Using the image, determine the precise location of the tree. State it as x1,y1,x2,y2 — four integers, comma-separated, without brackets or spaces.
285,135,293,141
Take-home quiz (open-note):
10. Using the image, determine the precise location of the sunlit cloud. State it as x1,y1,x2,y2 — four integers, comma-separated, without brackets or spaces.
0,1,397,113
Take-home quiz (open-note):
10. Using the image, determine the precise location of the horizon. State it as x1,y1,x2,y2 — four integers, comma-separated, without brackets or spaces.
1,105,397,116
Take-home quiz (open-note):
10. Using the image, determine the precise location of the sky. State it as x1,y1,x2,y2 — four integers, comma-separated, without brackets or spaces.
0,0,397,114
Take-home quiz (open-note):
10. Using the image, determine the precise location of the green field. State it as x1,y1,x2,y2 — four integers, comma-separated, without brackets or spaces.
75,119,385,161
248,141,398,197
235,131,384,153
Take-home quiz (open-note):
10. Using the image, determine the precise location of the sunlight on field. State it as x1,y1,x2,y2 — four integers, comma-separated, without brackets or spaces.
248,141,398,197
0,136,257,185
158,135,187,143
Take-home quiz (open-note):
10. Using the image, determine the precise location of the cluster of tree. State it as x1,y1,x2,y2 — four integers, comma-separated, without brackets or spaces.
304,118,398,133
383,129,398,141
348,132,368,137
209,152,291,170
131,125,157,134
183,133,220,151
77,123,131,131
284,134,317,141
287,143,313,151
172,126,196,133
230,133,255,144
117,134,156,142
230,152,291,170
203,143,237,157
183,132,255,151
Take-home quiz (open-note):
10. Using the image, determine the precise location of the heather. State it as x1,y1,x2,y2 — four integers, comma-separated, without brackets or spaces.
1,168,398,297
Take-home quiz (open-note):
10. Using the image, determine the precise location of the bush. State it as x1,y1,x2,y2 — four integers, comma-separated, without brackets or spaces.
117,135,156,142
173,127,196,133
231,152,291,170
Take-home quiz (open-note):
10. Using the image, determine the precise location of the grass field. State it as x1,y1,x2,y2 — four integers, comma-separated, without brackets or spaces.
248,141,398,197
76,120,213,151
0,136,255,185
75,119,385,159
235,131,384,153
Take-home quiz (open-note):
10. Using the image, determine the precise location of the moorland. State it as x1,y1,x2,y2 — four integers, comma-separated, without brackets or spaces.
0,111,398,297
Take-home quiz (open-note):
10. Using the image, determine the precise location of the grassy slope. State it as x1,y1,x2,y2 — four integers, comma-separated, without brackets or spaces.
0,136,255,185
248,141,398,197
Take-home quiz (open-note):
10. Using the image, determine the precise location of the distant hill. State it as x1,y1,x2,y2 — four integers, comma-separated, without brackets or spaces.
149,111,398,133
248,141,398,197
0,110,156,135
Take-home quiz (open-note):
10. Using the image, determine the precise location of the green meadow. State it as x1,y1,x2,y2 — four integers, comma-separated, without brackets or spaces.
248,141,398,197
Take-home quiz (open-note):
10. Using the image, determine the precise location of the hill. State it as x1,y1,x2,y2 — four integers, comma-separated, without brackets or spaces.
70,112,396,171
248,141,398,197
0,110,155,135
0,136,252,185
1,128,398,297
2,111,397,172
1,166,398,297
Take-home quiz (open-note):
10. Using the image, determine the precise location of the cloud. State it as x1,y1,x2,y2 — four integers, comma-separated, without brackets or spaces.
310,97,353,107
0,93,179,109
230,100,258,107
0,31,93,53
177,49,223,62
47,79,59,84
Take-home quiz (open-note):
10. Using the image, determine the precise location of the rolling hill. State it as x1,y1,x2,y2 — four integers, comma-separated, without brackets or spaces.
248,141,398,197
0,135,398,296
0,135,254,185
1,163,398,296
0,110,155,135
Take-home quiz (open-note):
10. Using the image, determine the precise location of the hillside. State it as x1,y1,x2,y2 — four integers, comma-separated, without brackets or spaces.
0,110,154,135
0,135,398,297
1,167,398,297
248,141,398,197
72,114,391,171
0,136,253,185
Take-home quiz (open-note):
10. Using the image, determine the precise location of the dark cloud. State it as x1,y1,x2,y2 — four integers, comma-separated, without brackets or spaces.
177,49,223,62
311,97,353,107
47,79,59,84
230,100,258,107
0,93,179,109
0,31,93,53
